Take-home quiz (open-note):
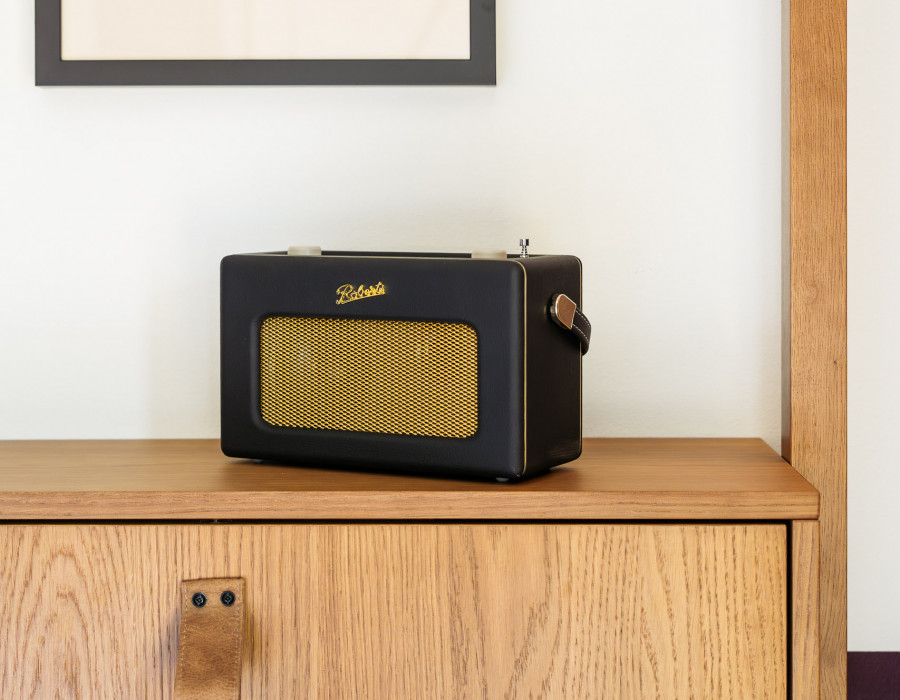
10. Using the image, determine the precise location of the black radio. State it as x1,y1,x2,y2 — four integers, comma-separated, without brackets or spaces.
220,243,590,479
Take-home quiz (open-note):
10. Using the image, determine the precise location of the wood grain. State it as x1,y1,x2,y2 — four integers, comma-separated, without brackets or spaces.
786,0,847,695
0,438,817,520
792,520,820,700
0,523,787,699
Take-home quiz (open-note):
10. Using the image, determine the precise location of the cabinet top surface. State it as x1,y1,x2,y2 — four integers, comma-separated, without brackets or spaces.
0,438,817,521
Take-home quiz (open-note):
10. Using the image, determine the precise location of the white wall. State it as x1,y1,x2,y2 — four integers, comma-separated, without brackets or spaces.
848,0,900,651
0,0,783,445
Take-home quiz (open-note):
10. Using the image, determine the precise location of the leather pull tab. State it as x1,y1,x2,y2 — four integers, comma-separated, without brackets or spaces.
549,293,592,355
175,578,245,700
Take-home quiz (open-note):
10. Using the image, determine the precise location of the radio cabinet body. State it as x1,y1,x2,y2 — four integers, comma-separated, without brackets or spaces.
220,252,583,478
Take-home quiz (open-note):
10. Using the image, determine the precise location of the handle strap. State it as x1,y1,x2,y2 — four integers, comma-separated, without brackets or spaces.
549,293,591,355
175,578,245,700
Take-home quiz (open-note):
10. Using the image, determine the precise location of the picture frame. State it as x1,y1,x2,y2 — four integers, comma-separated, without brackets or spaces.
35,0,496,86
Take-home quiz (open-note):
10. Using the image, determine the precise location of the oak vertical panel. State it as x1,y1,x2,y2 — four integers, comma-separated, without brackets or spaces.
793,520,821,700
785,0,847,696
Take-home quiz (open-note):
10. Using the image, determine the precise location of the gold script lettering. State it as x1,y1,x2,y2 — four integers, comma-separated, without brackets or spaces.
336,282,386,305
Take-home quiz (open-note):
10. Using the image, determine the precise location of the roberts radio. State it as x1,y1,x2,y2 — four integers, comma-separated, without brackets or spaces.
220,242,591,479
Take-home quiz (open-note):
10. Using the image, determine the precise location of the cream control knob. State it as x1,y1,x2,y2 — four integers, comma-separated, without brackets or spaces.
471,249,508,260
287,246,322,256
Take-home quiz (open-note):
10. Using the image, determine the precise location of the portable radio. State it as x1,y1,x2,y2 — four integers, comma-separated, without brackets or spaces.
220,242,591,479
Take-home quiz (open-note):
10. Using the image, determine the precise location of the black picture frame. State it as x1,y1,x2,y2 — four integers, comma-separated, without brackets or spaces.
35,0,495,86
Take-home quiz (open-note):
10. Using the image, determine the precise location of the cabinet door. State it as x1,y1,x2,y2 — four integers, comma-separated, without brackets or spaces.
0,524,786,698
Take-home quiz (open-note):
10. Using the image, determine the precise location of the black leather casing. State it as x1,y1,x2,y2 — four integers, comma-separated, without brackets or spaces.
220,251,582,479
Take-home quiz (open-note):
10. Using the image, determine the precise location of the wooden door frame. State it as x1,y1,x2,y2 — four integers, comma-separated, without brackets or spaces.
784,0,847,696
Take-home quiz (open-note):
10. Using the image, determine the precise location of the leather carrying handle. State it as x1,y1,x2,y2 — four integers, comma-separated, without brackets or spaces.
175,577,245,700
549,293,591,355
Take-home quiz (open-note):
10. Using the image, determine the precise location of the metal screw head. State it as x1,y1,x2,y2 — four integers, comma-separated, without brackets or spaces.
519,238,530,257
191,592,207,607
220,590,236,607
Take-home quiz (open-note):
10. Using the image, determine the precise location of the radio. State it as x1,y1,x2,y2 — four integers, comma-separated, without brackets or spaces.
220,242,591,479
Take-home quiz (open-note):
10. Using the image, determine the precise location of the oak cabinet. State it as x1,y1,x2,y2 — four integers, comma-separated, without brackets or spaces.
0,439,816,698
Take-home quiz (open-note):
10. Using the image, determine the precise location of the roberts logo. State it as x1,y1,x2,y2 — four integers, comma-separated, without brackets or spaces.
336,282,386,305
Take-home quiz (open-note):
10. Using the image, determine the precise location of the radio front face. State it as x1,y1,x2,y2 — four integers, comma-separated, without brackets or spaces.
221,253,526,477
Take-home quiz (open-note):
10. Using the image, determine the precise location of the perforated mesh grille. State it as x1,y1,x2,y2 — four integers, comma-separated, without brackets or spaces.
259,316,478,438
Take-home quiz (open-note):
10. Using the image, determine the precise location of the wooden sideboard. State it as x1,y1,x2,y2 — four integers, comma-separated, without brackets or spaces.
0,438,818,698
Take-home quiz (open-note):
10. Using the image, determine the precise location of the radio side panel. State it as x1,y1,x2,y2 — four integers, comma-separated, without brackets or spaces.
521,256,583,475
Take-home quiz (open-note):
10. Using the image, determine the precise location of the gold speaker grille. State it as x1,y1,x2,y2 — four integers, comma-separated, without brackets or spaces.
259,316,478,438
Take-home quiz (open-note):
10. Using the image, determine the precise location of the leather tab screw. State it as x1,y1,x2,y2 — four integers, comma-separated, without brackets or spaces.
175,577,245,700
